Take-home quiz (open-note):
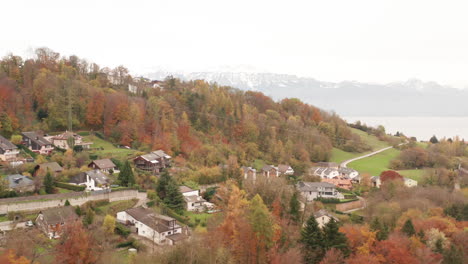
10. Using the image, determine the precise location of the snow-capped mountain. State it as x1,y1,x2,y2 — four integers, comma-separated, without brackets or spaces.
146,71,468,116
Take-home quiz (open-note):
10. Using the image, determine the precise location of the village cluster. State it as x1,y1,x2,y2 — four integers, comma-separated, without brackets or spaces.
0,130,418,247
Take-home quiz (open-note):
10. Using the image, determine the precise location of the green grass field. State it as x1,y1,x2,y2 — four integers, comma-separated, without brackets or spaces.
347,148,400,176
83,135,137,160
330,128,392,163
186,212,213,232
398,169,425,182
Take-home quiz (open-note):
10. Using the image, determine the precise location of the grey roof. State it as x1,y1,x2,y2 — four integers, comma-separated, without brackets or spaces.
7,174,34,189
166,233,189,242
70,170,109,185
296,181,336,192
139,153,160,162
125,207,178,233
152,150,171,159
179,186,195,193
22,131,52,146
40,206,78,225
36,162,63,172
184,195,206,203
262,165,278,172
242,166,256,173
89,159,116,169
314,209,339,221
0,135,17,151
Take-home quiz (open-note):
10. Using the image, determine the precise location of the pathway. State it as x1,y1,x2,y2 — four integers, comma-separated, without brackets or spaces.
340,146,394,168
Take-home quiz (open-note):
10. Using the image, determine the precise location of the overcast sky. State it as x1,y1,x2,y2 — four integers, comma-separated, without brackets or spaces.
2,0,468,87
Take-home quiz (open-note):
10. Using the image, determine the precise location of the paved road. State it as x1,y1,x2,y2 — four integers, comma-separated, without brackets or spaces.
340,146,394,168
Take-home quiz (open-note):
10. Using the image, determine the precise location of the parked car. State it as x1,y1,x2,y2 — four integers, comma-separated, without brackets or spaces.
25,220,34,227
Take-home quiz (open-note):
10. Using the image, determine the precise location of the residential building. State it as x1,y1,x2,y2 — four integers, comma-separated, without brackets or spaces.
261,165,279,177
46,131,93,150
69,170,110,191
116,207,189,245
241,166,257,180
296,181,344,202
21,131,54,155
278,164,294,175
322,177,353,190
179,186,210,212
311,166,359,179
0,135,19,161
314,209,339,228
7,174,34,193
35,206,79,239
371,176,418,188
34,162,63,177
133,150,171,173
88,158,119,174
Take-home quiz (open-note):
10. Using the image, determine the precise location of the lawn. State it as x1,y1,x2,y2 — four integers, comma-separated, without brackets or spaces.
347,148,401,176
186,212,213,232
83,135,137,160
398,169,426,182
56,187,72,194
95,200,138,216
330,128,392,163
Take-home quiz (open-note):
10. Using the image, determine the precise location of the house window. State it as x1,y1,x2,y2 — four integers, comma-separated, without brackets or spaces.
192,203,195,206
168,231,171,235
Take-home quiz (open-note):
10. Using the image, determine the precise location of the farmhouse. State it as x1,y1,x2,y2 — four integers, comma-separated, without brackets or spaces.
261,165,280,177
296,181,344,202
117,207,189,245
69,170,110,191
7,174,34,193
0,135,19,161
179,185,209,212
314,209,339,228
88,158,119,174
35,206,79,239
371,176,418,188
46,131,93,150
278,164,294,175
21,131,54,155
242,166,257,180
133,150,171,173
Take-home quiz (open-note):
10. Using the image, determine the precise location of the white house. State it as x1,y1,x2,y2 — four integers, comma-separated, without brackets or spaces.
116,207,189,245
46,131,93,150
314,209,339,228
179,186,210,212
21,131,54,155
311,167,340,179
296,181,344,202
0,135,19,161
69,170,110,191
371,176,418,188
88,158,119,174
35,206,79,239
278,164,295,175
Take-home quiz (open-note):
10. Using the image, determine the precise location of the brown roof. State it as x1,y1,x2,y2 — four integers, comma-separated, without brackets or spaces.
278,164,292,173
36,162,63,172
89,159,116,169
22,131,52,146
40,206,78,225
125,207,178,233
179,186,195,193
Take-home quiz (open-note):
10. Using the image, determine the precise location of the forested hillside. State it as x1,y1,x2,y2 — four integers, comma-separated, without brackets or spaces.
0,48,368,169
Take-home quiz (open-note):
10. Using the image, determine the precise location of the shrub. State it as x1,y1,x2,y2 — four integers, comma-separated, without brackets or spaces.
55,182,86,192
116,239,134,248
115,223,131,238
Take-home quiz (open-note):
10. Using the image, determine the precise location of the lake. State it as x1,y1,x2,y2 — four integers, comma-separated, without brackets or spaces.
344,116,468,141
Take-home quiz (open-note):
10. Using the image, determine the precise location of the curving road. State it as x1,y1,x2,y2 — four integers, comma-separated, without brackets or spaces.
340,146,394,168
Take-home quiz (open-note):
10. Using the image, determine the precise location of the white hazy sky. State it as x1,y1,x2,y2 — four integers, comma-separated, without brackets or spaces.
2,0,468,87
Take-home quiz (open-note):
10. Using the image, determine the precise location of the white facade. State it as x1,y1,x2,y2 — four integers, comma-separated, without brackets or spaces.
404,178,418,187
316,214,333,229
116,211,182,245
0,149,20,161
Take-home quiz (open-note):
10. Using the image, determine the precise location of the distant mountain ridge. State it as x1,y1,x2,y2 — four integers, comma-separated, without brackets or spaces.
146,71,468,116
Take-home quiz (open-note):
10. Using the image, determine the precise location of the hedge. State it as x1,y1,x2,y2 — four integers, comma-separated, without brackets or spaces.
115,223,131,238
315,197,359,204
55,182,86,192
16,145,37,158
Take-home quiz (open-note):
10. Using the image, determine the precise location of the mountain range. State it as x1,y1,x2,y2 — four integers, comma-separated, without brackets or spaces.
146,71,468,117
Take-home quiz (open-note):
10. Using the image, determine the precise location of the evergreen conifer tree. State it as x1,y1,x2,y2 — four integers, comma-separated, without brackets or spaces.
402,219,416,237
118,161,135,187
44,170,55,194
156,169,172,199
323,218,350,256
300,215,325,264
164,181,185,214
289,192,301,223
